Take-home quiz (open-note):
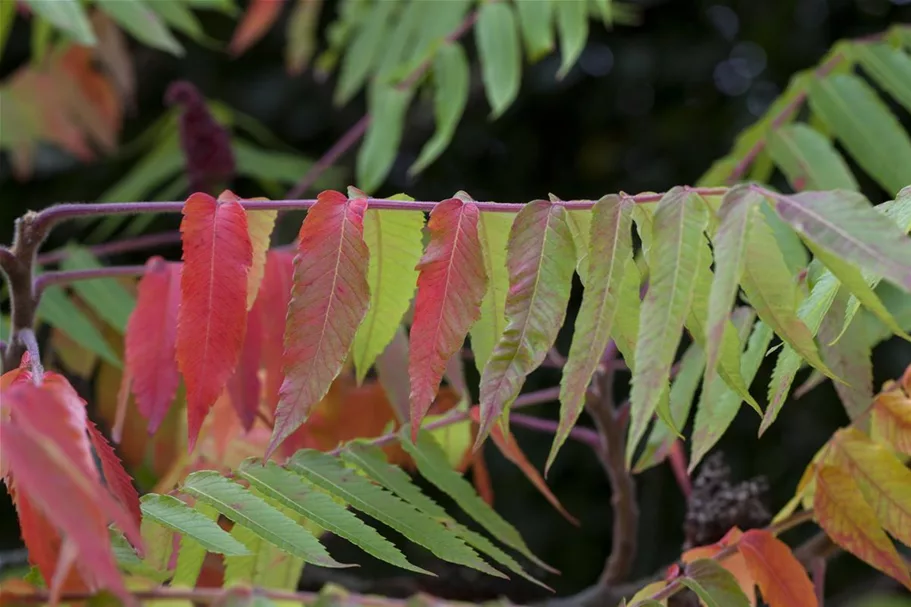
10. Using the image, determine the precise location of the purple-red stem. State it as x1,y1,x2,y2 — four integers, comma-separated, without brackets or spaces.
285,115,372,199
34,266,149,295
37,232,182,265
510,412,602,448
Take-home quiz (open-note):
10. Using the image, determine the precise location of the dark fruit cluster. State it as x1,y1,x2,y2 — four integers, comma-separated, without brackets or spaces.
683,451,771,550
165,80,235,196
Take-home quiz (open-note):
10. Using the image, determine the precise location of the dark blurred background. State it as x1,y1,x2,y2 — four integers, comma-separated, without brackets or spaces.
2,0,910,604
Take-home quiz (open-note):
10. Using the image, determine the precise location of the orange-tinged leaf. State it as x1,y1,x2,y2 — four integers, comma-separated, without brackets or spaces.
871,383,911,456
628,581,669,606
217,192,277,309
177,193,253,451
469,406,578,525
230,0,286,56
830,428,911,547
125,257,181,434
259,250,295,411
682,527,757,605
409,198,487,440
227,296,263,431
471,451,495,506
738,529,816,607
85,419,142,532
270,190,371,456
813,464,911,590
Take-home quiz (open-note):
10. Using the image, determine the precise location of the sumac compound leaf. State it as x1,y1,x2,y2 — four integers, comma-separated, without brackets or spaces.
270,191,371,457
628,188,708,464
738,529,818,607
125,257,181,434
409,198,487,439
554,195,633,469
139,494,248,556
478,200,576,444
813,464,911,589
177,192,253,451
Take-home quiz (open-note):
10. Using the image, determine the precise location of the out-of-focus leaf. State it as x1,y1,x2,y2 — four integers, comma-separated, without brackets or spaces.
96,0,183,56
515,0,554,61
37,286,120,367
24,0,96,46
334,0,395,106
59,246,136,333
476,2,522,118
554,0,587,79
767,123,859,191
410,42,470,176
852,43,911,113
871,383,911,456
286,0,322,74
147,1,206,42
356,84,413,193
470,210,514,375
807,73,911,194
738,529,818,607
681,559,751,607
818,291,873,420
229,0,284,56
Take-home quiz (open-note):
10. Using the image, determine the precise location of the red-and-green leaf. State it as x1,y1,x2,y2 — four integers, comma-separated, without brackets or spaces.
628,188,709,464
818,291,873,420
871,383,911,455
270,190,371,456
738,529,818,607
352,193,425,384
125,257,181,434
552,195,633,470
227,296,263,431
176,192,253,450
770,189,911,294
410,198,487,440
477,200,575,444
813,464,911,589
85,419,142,531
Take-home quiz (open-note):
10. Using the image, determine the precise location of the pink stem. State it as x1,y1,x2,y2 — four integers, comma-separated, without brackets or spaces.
34,265,148,295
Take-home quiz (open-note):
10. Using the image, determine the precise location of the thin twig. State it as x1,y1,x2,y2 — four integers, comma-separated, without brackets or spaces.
37,232,183,265
285,115,372,199
510,412,601,449
34,265,149,295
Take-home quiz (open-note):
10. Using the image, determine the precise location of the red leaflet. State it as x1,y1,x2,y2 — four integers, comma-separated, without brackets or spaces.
259,250,294,412
409,199,487,439
125,257,181,434
86,419,142,530
738,529,817,607
177,192,253,451
227,296,263,431
229,0,286,56
469,406,578,525
269,190,371,457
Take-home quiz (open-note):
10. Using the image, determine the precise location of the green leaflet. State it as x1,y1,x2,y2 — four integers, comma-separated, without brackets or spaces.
23,0,95,46
341,442,550,589
807,73,911,195
691,312,770,471
766,123,859,191
140,494,248,556
234,141,330,186
99,132,183,202
236,459,427,574
224,515,304,589
180,471,349,569
96,0,183,56
399,431,553,574
148,1,206,43
627,188,709,465
634,340,705,473
807,241,910,342
515,0,554,61
409,42,470,176
334,0,395,105
841,189,911,335
352,197,425,384
763,267,840,432
681,559,751,607
818,290,873,421
0,315,8,346
553,195,634,469
740,209,832,378
287,450,503,578
565,206,593,284
852,43,911,114
612,257,642,369
554,0,588,79
37,285,120,367
702,186,765,406
374,0,426,83
771,189,911,295
285,0,321,74
171,503,219,588
470,211,515,375
477,201,576,443
592,0,613,25
357,83,413,193
60,246,136,333
760,202,809,277
476,2,522,118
